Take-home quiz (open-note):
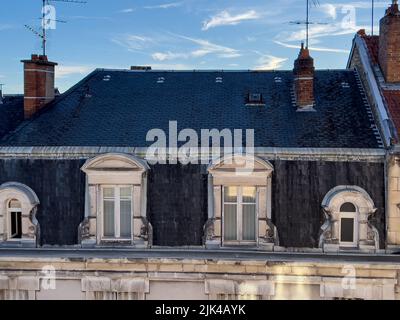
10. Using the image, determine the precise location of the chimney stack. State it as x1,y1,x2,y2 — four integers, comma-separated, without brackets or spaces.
379,0,400,83
293,43,315,110
21,54,58,119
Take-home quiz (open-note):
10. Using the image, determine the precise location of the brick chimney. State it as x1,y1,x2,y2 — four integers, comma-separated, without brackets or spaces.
293,43,315,109
379,0,400,83
21,54,58,119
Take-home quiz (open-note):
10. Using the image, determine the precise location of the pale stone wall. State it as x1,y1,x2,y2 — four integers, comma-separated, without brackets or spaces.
387,155,400,247
0,257,398,300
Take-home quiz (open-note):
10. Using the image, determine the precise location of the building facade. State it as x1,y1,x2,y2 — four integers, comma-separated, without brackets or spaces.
0,1,400,301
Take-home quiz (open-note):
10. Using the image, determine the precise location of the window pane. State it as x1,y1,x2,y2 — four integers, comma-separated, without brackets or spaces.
9,199,21,209
120,199,132,238
103,199,115,237
10,212,22,239
242,204,256,241
224,187,238,203
340,202,356,212
341,218,354,243
103,188,115,199
120,187,132,199
242,187,256,203
224,204,237,241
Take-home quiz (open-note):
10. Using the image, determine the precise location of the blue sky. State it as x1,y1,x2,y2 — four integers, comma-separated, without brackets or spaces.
0,0,390,93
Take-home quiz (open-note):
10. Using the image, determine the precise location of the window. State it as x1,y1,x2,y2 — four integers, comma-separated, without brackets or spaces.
206,154,277,249
339,202,357,246
320,186,379,252
0,182,40,246
81,153,150,247
102,186,132,240
246,93,265,106
223,186,257,242
8,199,22,239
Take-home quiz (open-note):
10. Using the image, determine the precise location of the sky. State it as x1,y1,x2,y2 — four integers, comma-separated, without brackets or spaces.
0,0,391,94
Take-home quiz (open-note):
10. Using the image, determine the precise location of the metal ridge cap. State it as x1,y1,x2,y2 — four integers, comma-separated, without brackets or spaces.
0,146,386,157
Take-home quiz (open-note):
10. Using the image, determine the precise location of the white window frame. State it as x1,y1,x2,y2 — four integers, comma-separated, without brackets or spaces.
339,209,358,247
101,185,133,241
222,186,258,245
7,199,22,240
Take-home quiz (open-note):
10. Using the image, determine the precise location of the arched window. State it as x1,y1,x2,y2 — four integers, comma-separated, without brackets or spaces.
0,182,40,246
8,199,22,239
339,202,357,247
320,186,379,252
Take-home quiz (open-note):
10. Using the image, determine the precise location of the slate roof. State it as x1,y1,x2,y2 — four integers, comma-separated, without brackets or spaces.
0,69,382,148
0,95,24,139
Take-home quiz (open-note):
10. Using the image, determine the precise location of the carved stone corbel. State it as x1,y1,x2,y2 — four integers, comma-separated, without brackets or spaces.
366,208,380,249
78,217,91,243
203,218,216,244
265,219,279,245
319,206,335,248
140,217,153,247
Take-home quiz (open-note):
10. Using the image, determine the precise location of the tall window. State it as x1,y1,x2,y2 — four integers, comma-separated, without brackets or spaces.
223,186,257,243
8,199,22,239
102,186,132,240
339,202,357,247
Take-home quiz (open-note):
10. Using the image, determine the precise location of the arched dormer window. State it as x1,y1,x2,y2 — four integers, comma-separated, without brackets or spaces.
320,186,379,252
206,154,278,250
80,153,150,247
0,182,40,247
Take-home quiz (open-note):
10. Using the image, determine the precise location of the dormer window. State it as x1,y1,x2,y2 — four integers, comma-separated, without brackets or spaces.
320,186,379,253
81,153,150,247
246,93,265,106
0,182,40,247
206,154,278,250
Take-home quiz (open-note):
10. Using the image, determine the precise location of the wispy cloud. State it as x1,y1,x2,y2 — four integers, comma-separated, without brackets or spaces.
119,8,135,13
202,10,260,31
255,54,287,70
152,52,188,61
144,2,183,10
56,65,93,78
112,34,154,52
274,40,349,54
151,34,242,62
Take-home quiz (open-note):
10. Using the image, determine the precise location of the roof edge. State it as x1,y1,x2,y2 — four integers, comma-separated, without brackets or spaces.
0,147,386,162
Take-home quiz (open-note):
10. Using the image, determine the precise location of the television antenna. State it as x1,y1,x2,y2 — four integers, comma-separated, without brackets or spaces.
289,0,323,48
25,0,87,56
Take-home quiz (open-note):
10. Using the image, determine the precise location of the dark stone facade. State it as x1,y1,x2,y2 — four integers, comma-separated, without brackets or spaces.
0,159,386,248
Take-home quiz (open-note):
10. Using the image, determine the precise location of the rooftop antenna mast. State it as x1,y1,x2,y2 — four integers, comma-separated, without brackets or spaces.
25,0,87,56
371,0,375,35
290,0,323,48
